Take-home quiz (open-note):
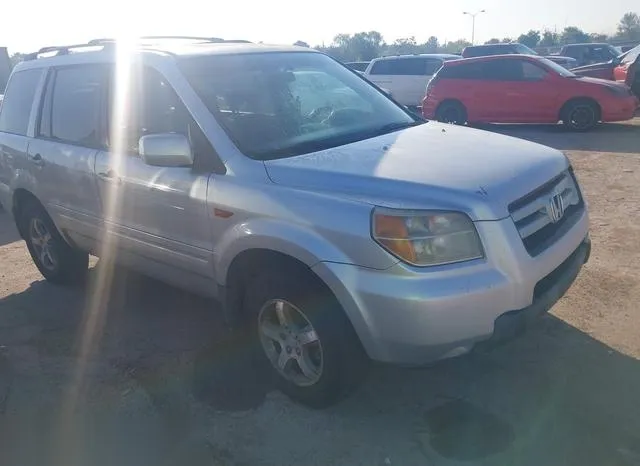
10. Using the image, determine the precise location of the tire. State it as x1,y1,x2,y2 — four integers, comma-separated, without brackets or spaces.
561,99,600,131
435,100,467,125
244,268,368,408
20,200,88,286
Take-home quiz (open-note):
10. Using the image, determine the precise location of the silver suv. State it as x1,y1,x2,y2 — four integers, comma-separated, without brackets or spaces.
0,38,590,407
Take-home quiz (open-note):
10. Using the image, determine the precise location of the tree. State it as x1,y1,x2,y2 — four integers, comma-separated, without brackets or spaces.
560,26,591,45
589,33,609,42
517,30,541,48
328,31,386,61
423,36,440,53
616,12,640,40
501,37,514,43
441,39,472,54
293,41,309,47
387,37,421,55
539,31,559,47
485,38,501,44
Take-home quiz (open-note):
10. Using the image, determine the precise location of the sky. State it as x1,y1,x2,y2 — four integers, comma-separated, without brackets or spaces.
1,0,638,54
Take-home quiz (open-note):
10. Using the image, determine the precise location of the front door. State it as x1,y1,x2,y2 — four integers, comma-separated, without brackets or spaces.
94,65,215,281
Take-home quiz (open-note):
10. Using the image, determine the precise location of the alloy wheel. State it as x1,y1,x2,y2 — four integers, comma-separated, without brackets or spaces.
29,218,57,271
258,299,323,387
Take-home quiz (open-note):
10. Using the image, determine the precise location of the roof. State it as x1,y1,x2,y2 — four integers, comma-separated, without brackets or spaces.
444,54,544,65
372,53,460,61
16,38,315,69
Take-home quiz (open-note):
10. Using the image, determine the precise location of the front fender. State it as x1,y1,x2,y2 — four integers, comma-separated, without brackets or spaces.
215,217,358,286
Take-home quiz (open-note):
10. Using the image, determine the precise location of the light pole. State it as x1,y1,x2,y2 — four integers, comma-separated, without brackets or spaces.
463,10,486,45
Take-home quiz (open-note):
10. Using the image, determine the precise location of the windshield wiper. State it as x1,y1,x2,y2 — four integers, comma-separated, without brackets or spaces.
370,120,423,136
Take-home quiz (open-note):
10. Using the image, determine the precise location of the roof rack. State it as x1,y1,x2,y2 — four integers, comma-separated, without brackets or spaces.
23,42,113,61
24,36,252,61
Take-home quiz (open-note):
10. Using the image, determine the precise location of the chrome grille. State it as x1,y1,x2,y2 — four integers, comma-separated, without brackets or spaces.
509,170,584,256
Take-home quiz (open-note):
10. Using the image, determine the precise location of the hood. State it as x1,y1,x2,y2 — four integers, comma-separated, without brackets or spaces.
545,55,576,64
264,123,568,221
574,75,628,89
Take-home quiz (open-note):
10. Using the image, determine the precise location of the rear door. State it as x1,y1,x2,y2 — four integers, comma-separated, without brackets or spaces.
26,65,106,246
0,68,45,209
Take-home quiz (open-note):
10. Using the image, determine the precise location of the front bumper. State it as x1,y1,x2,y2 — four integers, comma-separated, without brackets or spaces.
601,96,639,122
313,211,589,365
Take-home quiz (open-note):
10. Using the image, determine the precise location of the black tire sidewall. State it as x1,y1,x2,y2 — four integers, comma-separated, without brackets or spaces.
563,100,598,131
20,202,88,285
243,270,367,408
436,101,467,125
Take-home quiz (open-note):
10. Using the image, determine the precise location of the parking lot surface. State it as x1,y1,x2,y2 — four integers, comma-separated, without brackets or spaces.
1,120,640,466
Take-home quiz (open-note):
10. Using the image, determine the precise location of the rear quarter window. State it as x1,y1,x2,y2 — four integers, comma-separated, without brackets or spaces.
439,62,486,79
0,68,44,136
370,58,432,76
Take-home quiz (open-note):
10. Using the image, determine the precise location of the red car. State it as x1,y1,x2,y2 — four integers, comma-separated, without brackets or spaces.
422,54,639,131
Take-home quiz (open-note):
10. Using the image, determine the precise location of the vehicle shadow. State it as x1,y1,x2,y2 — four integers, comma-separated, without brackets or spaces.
478,121,640,155
0,265,639,465
0,210,20,247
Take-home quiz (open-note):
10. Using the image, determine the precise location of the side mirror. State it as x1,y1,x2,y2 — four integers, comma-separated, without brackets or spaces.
139,133,194,167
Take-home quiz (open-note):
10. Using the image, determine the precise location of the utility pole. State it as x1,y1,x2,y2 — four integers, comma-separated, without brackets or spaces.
463,10,486,45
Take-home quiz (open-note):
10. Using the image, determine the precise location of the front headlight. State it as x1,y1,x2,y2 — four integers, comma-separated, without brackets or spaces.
372,208,484,267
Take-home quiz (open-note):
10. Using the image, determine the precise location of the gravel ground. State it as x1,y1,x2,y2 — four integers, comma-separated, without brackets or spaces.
1,119,640,466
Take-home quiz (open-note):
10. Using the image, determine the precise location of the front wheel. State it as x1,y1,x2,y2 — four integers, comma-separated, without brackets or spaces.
561,99,600,131
20,201,88,286
245,269,368,408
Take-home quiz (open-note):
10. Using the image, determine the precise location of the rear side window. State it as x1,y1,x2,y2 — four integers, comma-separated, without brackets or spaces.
370,58,435,76
0,68,43,136
45,65,107,147
439,62,486,79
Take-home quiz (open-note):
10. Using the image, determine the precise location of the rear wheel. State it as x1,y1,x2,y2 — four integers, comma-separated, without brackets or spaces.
435,100,468,125
244,268,368,408
561,99,600,131
20,201,88,286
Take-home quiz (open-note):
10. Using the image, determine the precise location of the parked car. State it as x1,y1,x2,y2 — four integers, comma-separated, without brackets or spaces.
345,61,370,73
364,54,460,108
572,44,640,97
0,39,590,407
558,43,620,67
461,43,577,68
422,55,638,131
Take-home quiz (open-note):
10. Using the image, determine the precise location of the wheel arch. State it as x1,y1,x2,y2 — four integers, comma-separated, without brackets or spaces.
559,96,602,121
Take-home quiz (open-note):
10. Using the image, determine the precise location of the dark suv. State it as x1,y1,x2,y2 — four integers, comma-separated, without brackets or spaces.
558,43,621,67
461,43,577,68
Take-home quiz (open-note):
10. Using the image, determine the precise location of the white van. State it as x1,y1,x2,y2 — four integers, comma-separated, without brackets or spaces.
364,54,460,108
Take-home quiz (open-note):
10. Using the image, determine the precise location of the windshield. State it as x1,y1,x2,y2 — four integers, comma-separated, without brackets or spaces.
514,44,539,55
179,52,416,160
538,57,577,77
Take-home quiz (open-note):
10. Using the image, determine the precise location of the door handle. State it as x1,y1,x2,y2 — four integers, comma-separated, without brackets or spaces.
29,153,44,167
97,169,121,184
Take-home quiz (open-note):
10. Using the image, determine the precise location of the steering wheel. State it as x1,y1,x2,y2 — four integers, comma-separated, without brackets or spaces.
306,106,335,122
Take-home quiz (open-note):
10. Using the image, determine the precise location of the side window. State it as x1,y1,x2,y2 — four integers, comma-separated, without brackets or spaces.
369,60,392,75
48,65,107,146
111,66,219,170
424,59,443,75
370,58,427,76
0,68,44,136
481,60,523,80
521,61,548,80
441,62,484,79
